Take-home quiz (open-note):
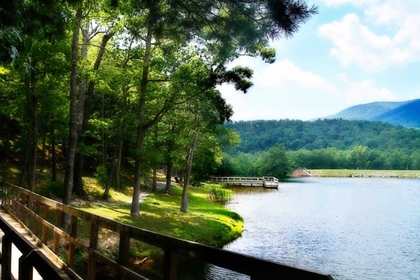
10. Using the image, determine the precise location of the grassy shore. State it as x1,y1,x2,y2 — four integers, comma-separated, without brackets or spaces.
0,165,243,249
1,166,243,277
79,178,243,248
308,169,420,178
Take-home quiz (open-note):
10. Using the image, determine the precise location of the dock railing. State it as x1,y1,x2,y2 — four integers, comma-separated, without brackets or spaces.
210,176,279,187
0,182,333,280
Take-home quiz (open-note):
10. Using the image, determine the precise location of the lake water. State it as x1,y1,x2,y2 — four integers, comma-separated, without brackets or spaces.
214,177,420,280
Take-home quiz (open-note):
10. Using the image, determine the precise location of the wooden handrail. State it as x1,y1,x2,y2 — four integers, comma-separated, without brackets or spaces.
0,210,72,280
1,182,333,280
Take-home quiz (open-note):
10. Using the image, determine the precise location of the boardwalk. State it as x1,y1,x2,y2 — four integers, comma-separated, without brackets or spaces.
210,176,279,188
0,210,55,280
0,182,333,280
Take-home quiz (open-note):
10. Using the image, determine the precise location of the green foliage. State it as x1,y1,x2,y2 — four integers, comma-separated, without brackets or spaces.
350,145,369,169
94,164,108,188
225,119,420,154
1,0,318,214
258,144,293,178
219,119,420,174
36,180,64,198
208,184,232,203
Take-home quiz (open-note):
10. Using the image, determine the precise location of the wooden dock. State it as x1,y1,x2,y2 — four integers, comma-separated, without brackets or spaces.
210,176,279,188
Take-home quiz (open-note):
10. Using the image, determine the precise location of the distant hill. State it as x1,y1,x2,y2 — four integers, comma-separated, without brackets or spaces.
224,119,420,154
325,99,420,128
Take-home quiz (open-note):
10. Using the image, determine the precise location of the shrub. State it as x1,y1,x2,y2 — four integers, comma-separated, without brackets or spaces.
208,184,232,203
36,180,64,198
94,164,108,188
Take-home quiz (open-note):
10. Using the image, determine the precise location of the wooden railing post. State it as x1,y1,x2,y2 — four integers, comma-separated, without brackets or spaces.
87,216,99,280
68,215,78,267
53,208,62,254
118,225,130,279
19,249,34,280
33,201,40,236
163,250,178,280
1,231,13,280
42,204,50,244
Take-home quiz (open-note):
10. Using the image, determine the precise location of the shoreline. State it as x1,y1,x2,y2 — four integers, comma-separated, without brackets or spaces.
305,169,420,178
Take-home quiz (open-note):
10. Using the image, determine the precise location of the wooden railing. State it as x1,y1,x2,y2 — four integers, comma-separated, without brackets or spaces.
0,182,333,280
211,176,264,184
210,176,279,187
0,210,72,280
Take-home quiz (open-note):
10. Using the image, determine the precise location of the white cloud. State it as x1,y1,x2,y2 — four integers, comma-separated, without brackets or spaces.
344,80,396,105
319,1,420,71
220,60,344,121
324,0,378,7
255,60,337,92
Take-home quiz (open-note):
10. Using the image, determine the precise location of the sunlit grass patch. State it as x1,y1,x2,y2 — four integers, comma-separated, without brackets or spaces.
81,183,243,247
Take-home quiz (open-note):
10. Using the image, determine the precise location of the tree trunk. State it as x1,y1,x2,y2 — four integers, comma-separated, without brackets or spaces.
103,82,129,198
51,133,57,182
41,131,46,172
2,117,10,160
165,161,172,194
63,4,82,215
19,78,31,187
180,131,198,213
152,164,157,193
27,63,38,191
103,139,119,199
152,127,159,193
73,27,115,195
19,127,30,187
115,138,123,189
72,24,89,196
130,25,153,217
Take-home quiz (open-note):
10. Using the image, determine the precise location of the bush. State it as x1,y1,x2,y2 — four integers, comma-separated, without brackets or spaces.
36,180,64,198
94,164,108,188
208,184,232,203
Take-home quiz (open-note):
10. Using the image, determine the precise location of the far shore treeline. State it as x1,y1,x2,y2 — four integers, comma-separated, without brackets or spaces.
217,119,420,178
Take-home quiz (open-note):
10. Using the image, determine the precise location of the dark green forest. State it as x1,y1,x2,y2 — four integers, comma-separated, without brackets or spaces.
217,119,420,177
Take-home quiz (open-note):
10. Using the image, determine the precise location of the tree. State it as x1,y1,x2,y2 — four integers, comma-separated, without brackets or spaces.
350,145,369,169
124,0,317,217
0,0,72,191
63,2,83,216
258,144,293,178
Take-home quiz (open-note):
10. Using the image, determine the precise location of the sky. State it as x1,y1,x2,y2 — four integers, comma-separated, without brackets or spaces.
219,0,420,121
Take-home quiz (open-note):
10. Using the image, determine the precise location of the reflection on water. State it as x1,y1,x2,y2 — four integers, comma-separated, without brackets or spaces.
220,177,420,280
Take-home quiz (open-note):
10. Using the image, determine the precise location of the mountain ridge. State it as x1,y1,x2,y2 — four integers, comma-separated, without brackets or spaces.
324,99,420,128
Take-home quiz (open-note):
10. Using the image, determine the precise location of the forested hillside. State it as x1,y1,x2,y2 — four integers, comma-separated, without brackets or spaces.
217,119,420,177
225,119,420,153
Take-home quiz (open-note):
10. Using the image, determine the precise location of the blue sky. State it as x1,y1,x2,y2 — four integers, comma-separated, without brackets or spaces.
219,0,420,121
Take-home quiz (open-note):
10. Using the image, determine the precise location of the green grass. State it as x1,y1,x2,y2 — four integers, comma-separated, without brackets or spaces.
79,182,243,248
309,169,420,178
1,163,243,256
